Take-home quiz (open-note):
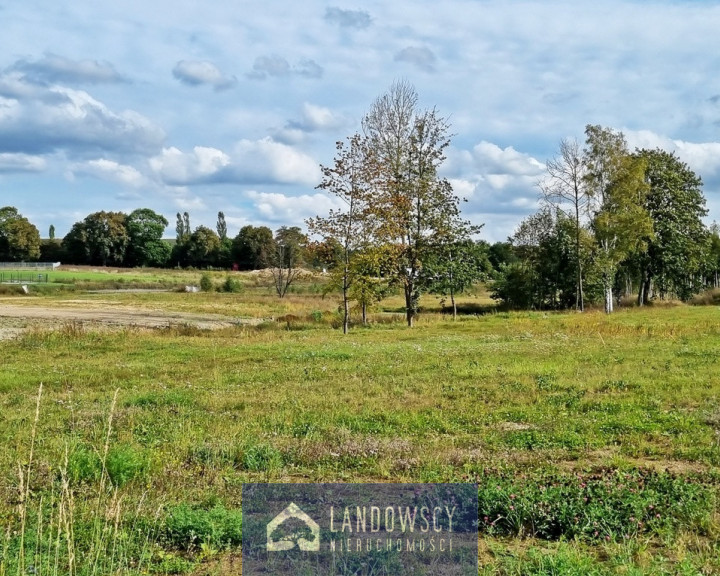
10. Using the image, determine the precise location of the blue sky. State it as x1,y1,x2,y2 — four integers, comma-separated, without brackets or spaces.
1,0,720,242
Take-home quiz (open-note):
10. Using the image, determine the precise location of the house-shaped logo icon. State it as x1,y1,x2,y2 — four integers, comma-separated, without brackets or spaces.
266,502,320,552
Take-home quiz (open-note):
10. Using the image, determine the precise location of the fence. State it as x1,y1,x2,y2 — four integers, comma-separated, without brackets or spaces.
0,272,49,283
0,262,60,270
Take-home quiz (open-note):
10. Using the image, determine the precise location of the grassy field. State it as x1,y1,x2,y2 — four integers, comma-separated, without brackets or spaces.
1,267,719,574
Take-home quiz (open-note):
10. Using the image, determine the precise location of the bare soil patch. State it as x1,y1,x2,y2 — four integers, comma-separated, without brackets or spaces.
0,303,263,335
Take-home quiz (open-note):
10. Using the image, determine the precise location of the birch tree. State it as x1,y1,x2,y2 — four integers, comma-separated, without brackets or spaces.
540,138,589,311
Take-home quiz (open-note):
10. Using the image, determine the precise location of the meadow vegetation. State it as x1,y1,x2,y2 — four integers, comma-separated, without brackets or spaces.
1,268,719,574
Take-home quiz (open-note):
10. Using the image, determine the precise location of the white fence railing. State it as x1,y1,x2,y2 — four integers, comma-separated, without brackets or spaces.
0,262,61,270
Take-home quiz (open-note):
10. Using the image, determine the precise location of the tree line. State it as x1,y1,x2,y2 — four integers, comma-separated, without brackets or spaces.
491,126,720,312
2,83,719,325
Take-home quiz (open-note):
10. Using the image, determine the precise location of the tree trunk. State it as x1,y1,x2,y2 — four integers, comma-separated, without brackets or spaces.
575,203,584,312
405,283,415,327
342,277,349,335
362,302,367,325
450,287,457,320
604,284,614,314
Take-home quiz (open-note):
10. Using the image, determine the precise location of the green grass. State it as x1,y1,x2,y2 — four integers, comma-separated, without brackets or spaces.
1,274,719,574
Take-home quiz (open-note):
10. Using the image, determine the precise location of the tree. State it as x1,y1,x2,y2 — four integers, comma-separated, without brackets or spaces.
62,211,129,266
185,226,221,268
633,148,708,302
362,80,474,326
309,133,375,333
49,224,55,240
540,138,589,311
216,211,228,241
125,208,170,267
491,207,595,310
232,225,275,270
583,125,652,313
0,207,41,261
421,240,491,319
269,226,307,298
175,212,186,243
706,223,720,289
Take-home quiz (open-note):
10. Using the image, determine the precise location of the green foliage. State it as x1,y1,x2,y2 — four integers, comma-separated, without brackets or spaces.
421,240,492,315
165,503,242,550
231,225,275,270
199,272,213,292
634,148,709,302
125,208,170,267
0,206,41,261
63,211,129,266
478,469,714,541
106,444,149,487
67,444,103,484
221,275,243,293
241,442,283,472
492,208,594,309
186,226,221,268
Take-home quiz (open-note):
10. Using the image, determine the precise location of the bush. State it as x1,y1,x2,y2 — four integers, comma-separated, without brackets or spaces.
199,273,213,292
221,276,243,293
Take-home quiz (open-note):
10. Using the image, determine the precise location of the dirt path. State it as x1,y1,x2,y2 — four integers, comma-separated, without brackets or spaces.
0,303,263,337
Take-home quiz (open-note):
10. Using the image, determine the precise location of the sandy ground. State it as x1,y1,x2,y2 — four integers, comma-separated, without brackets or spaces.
0,302,263,339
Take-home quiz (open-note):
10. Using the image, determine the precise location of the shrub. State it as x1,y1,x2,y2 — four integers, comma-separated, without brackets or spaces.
199,273,213,292
221,276,243,293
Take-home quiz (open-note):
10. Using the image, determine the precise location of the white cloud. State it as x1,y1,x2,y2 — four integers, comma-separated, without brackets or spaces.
470,142,546,177
0,152,46,172
0,73,165,156
246,190,343,223
73,158,146,187
626,129,720,180
11,53,126,85
172,60,236,90
149,139,320,188
233,138,321,186
149,146,231,185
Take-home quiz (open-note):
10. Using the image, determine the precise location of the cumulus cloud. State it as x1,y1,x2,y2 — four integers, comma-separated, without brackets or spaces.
233,138,321,186
394,46,437,73
324,7,372,29
246,190,344,223
248,55,323,80
72,158,146,187
149,139,320,187
149,146,231,186
0,152,46,173
0,72,164,156
625,129,720,180
172,60,237,91
10,53,126,85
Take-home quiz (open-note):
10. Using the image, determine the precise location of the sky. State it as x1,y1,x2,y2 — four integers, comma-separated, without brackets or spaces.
1,0,720,243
